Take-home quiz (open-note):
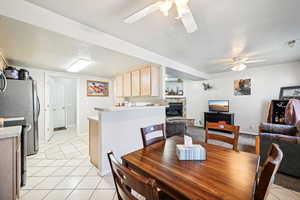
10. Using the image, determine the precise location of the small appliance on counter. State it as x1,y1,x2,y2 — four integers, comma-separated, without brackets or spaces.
4,66,19,79
18,68,30,80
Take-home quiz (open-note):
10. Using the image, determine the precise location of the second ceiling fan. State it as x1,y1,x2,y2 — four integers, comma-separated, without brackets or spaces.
124,0,198,33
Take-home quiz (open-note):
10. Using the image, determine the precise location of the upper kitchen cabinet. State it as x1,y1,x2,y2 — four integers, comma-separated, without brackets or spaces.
123,72,132,97
131,70,140,97
140,66,151,96
0,56,5,71
115,75,123,97
114,64,161,98
150,64,160,97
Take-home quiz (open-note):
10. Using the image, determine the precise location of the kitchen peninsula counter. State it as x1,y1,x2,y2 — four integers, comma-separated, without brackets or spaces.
88,105,166,175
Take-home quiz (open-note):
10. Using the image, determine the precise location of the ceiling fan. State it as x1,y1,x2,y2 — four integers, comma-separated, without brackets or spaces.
215,56,267,72
124,0,198,33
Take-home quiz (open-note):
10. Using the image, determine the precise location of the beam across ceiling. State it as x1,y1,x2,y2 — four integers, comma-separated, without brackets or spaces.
0,0,208,80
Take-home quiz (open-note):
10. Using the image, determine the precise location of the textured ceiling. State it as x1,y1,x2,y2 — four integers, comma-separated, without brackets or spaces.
0,15,148,77
25,0,300,73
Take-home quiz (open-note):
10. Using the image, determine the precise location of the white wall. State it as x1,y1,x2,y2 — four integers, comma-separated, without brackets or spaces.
27,68,114,143
185,62,300,132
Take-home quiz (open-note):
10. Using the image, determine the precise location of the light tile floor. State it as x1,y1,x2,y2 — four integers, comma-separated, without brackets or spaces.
21,129,117,200
21,129,300,200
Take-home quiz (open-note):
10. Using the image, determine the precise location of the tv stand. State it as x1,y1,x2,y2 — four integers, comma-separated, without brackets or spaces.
204,112,235,130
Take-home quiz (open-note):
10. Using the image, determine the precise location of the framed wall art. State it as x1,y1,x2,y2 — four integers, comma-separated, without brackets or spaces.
279,85,300,100
87,80,109,97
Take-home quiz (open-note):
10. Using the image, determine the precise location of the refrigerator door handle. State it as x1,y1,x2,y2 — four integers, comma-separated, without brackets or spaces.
26,123,32,132
37,95,41,118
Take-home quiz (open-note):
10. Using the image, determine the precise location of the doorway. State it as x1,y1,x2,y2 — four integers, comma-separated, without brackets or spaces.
46,75,78,141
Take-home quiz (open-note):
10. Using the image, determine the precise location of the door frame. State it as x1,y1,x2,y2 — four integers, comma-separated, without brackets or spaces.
44,72,80,142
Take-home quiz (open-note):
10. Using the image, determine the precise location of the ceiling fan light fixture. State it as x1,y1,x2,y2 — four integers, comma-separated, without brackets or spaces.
159,0,173,16
231,64,247,72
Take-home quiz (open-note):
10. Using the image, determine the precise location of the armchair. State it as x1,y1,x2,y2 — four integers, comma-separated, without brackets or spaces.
165,118,187,138
259,122,300,178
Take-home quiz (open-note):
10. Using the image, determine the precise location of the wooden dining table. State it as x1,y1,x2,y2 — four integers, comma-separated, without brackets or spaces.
122,136,260,200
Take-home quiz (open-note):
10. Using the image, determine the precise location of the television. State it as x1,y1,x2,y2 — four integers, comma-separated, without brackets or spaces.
208,100,229,112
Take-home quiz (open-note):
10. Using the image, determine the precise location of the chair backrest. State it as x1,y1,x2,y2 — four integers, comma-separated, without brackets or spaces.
107,152,160,200
254,143,283,200
141,124,165,147
205,122,240,151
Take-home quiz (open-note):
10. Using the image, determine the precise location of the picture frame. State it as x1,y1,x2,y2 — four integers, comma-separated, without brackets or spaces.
87,80,109,97
234,79,251,96
279,85,300,100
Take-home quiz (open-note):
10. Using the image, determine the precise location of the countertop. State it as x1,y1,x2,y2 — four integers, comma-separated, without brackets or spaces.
0,126,22,139
88,116,98,121
95,105,168,112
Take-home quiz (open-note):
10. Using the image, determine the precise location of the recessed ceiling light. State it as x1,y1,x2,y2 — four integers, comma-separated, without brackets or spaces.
66,59,93,72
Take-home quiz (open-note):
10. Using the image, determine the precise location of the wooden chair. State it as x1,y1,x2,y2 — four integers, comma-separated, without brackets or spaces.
107,152,160,200
205,122,240,151
141,124,165,147
254,143,283,200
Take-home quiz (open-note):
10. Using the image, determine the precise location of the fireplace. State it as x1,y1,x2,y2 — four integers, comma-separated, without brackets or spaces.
166,102,183,117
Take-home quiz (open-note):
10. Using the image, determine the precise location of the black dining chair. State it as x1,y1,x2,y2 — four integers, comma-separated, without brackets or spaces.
140,124,165,147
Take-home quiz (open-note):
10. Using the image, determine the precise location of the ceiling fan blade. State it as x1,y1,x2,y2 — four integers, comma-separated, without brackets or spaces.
244,59,266,64
124,1,163,24
179,6,198,33
211,58,233,64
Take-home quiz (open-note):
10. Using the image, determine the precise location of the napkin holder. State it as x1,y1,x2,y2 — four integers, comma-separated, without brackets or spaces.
176,144,206,161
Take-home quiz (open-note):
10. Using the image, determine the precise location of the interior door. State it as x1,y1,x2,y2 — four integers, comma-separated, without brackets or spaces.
45,76,54,141
53,84,66,129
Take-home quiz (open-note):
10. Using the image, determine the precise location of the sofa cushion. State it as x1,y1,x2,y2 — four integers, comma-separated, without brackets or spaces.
259,123,297,136
260,132,300,144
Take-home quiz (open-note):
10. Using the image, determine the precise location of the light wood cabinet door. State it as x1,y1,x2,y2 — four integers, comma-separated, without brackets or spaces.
140,66,151,96
131,70,140,96
89,119,99,169
115,75,123,97
0,57,4,71
151,65,160,97
0,137,20,200
123,72,132,97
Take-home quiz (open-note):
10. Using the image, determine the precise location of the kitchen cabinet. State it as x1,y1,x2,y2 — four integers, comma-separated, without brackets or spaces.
114,64,161,97
115,75,123,97
0,136,20,200
131,70,140,96
140,66,151,96
123,72,132,97
0,57,5,71
150,65,160,97
89,117,100,169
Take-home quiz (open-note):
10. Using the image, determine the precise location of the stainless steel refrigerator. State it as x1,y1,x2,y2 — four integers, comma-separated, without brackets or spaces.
0,79,40,155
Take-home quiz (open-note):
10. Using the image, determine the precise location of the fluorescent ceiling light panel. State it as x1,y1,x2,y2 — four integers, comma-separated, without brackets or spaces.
67,59,93,72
